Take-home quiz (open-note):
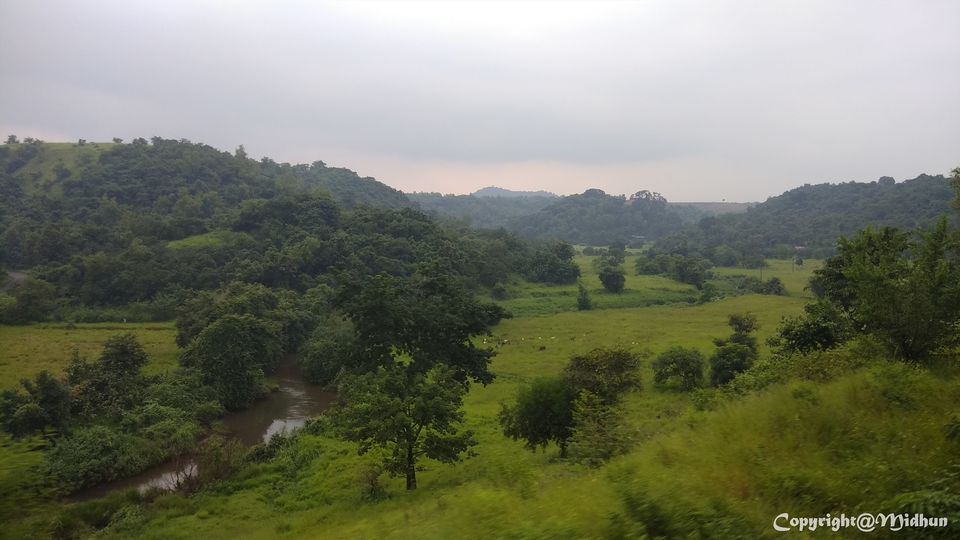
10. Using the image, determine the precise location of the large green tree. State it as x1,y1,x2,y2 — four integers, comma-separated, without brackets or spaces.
336,364,475,490
180,314,282,410
499,377,576,457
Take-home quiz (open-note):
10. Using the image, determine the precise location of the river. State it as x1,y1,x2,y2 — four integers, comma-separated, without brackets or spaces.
69,359,335,501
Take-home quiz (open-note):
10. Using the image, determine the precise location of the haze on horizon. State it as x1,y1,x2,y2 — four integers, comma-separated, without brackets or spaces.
1,0,958,202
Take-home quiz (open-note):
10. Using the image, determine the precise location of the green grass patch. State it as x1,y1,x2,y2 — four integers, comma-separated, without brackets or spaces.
0,322,179,389
496,255,699,317
97,295,813,539
711,259,822,299
166,230,251,251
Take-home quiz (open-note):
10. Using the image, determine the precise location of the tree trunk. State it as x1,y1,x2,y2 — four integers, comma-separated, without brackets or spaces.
405,444,417,490
559,441,568,458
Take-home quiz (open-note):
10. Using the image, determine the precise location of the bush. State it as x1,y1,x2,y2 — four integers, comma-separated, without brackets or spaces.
568,391,631,465
576,282,592,311
599,265,626,293
564,347,642,404
652,347,705,390
709,344,755,386
499,377,576,457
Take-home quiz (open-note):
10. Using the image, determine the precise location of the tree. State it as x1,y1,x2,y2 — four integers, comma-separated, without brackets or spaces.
710,344,755,386
0,370,70,439
652,347,705,390
576,282,593,311
336,364,475,490
180,315,281,410
67,334,149,418
564,347,642,404
5,134,18,144
300,315,356,385
599,265,626,293
772,300,854,354
568,391,631,465
811,222,960,361
499,377,576,457
335,265,506,384
709,313,760,386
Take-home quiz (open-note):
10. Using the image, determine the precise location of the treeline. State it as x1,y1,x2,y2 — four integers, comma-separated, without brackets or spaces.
0,138,585,323
654,174,955,265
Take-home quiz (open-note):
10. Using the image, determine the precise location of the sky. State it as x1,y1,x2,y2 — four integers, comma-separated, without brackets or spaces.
1,1,958,202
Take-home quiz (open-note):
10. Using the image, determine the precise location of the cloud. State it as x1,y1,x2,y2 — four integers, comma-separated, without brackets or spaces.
1,0,958,201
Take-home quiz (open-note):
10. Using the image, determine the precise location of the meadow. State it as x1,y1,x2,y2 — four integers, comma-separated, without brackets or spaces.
4,258,957,539
90,290,960,539
0,323,179,388
495,256,820,317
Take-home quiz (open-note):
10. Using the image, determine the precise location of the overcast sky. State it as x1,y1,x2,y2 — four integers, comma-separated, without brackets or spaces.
1,1,958,201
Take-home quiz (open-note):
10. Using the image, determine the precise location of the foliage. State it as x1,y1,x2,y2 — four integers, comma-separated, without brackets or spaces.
811,220,960,361
635,253,710,289
0,370,70,438
335,264,507,385
499,377,576,457
510,188,684,245
526,241,581,284
709,313,759,386
771,299,854,354
179,315,280,410
598,264,626,293
652,347,705,390
335,364,476,490
299,315,356,385
568,391,631,466
576,282,592,311
66,334,149,419
655,173,956,263
563,347,642,405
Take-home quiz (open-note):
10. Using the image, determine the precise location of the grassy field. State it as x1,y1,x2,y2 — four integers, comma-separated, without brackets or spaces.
711,258,822,299
0,323,179,389
4,264,955,539
495,256,820,317
0,322,180,538
89,294,820,540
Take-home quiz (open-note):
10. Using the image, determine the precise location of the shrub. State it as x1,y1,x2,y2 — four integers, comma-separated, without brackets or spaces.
499,377,576,457
599,265,626,293
652,347,705,390
564,347,642,404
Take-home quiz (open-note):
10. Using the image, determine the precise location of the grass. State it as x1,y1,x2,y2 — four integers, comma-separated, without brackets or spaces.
495,257,821,317
495,255,699,317
0,323,179,539
11,142,116,197
92,294,815,539
711,259,822,299
5,263,955,539
0,323,179,390
166,230,251,251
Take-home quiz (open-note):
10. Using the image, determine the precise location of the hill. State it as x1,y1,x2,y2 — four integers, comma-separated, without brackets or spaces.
509,188,686,245
658,173,956,261
408,192,555,229
0,139,409,212
471,186,558,198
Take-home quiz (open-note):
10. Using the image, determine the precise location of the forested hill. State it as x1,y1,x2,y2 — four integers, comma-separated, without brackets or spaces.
509,189,686,245
408,192,556,229
471,186,557,198
657,173,956,260
0,138,409,212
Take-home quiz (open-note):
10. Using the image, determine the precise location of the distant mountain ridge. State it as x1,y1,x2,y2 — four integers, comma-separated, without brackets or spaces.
471,186,558,198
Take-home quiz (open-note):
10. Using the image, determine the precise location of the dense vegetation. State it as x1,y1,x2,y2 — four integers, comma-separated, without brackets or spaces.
1,136,959,539
655,173,955,264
